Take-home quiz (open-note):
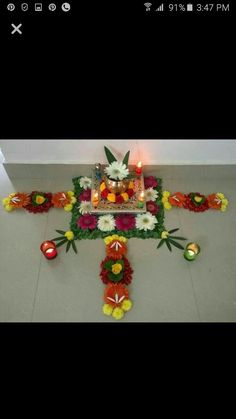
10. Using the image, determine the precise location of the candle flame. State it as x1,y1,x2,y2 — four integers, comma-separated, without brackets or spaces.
137,161,142,168
46,249,54,254
188,250,195,256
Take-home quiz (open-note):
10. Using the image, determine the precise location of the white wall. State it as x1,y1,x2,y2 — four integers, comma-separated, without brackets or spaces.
0,140,236,165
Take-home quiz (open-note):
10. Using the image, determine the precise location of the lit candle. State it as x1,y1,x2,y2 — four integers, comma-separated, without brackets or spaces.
95,163,102,180
40,241,57,260
135,161,142,176
92,191,99,208
137,191,145,208
184,242,200,261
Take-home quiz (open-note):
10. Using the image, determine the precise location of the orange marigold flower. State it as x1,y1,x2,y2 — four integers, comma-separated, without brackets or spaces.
169,192,186,207
121,192,129,202
104,283,129,308
100,182,106,192
52,192,70,208
106,240,127,259
107,193,116,203
10,193,31,208
207,194,221,209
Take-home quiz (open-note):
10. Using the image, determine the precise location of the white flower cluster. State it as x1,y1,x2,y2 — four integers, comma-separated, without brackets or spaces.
79,177,92,190
104,161,129,180
145,188,159,201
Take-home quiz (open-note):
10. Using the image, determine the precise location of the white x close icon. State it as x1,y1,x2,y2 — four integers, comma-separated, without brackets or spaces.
11,23,22,35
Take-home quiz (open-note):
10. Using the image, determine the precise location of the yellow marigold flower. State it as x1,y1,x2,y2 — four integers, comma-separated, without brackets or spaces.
2,197,10,206
67,191,74,197
35,195,46,205
102,304,113,316
194,196,202,203
112,307,124,320
162,191,170,198
4,204,14,212
117,236,127,243
128,181,134,189
104,235,127,245
121,299,132,312
107,193,116,203
100,182,106,192
111,234,126,243
121,192,129,202
164,202,172,210
64,204,73,212
161,231,169,239
216,193,224,200
221,205,227,212
221,198,228,206
64,231,74,241
70,196,76,204
111,263,123,275
104,236,112,245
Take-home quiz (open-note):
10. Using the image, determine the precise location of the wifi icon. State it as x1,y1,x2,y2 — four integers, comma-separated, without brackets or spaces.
144,2,152,11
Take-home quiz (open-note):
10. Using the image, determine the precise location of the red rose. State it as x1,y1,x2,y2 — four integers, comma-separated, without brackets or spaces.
144,176,158,189
116,195,124,204
127,188,134,198
146,201,159,215
101,189,109,199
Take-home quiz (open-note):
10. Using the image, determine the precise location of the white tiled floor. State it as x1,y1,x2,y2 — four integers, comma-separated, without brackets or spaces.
1,164,236,322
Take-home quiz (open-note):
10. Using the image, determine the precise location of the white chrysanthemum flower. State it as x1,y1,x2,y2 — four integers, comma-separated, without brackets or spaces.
104,161,129,180
136,213,157,231
79,201,92,215
79,177,92,190
98,214,116,232
145,187,159,201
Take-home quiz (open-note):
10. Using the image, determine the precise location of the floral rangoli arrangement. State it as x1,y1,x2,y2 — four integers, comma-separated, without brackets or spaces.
1,146,229,320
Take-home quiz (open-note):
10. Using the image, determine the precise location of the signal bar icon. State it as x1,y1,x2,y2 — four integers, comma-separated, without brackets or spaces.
156,4,164,11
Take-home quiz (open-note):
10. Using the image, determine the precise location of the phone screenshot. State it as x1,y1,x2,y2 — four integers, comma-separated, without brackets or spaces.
0,1,235,334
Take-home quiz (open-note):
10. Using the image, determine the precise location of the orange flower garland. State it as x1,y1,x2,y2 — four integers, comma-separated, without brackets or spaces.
101,235,133,319
162,191,229,212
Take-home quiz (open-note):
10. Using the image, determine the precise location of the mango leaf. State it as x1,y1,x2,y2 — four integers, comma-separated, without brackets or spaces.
157,239,164,249
168,236,187,241
122,150,130,167
108,272,123,282
55,239,68,248
104,260,114,270
66,241,71,253
166,240,172,252
71,241,78,254
168,239,185,250
104,146,117,164
55,230,66,235
168,228,179,234
51,237,67,241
